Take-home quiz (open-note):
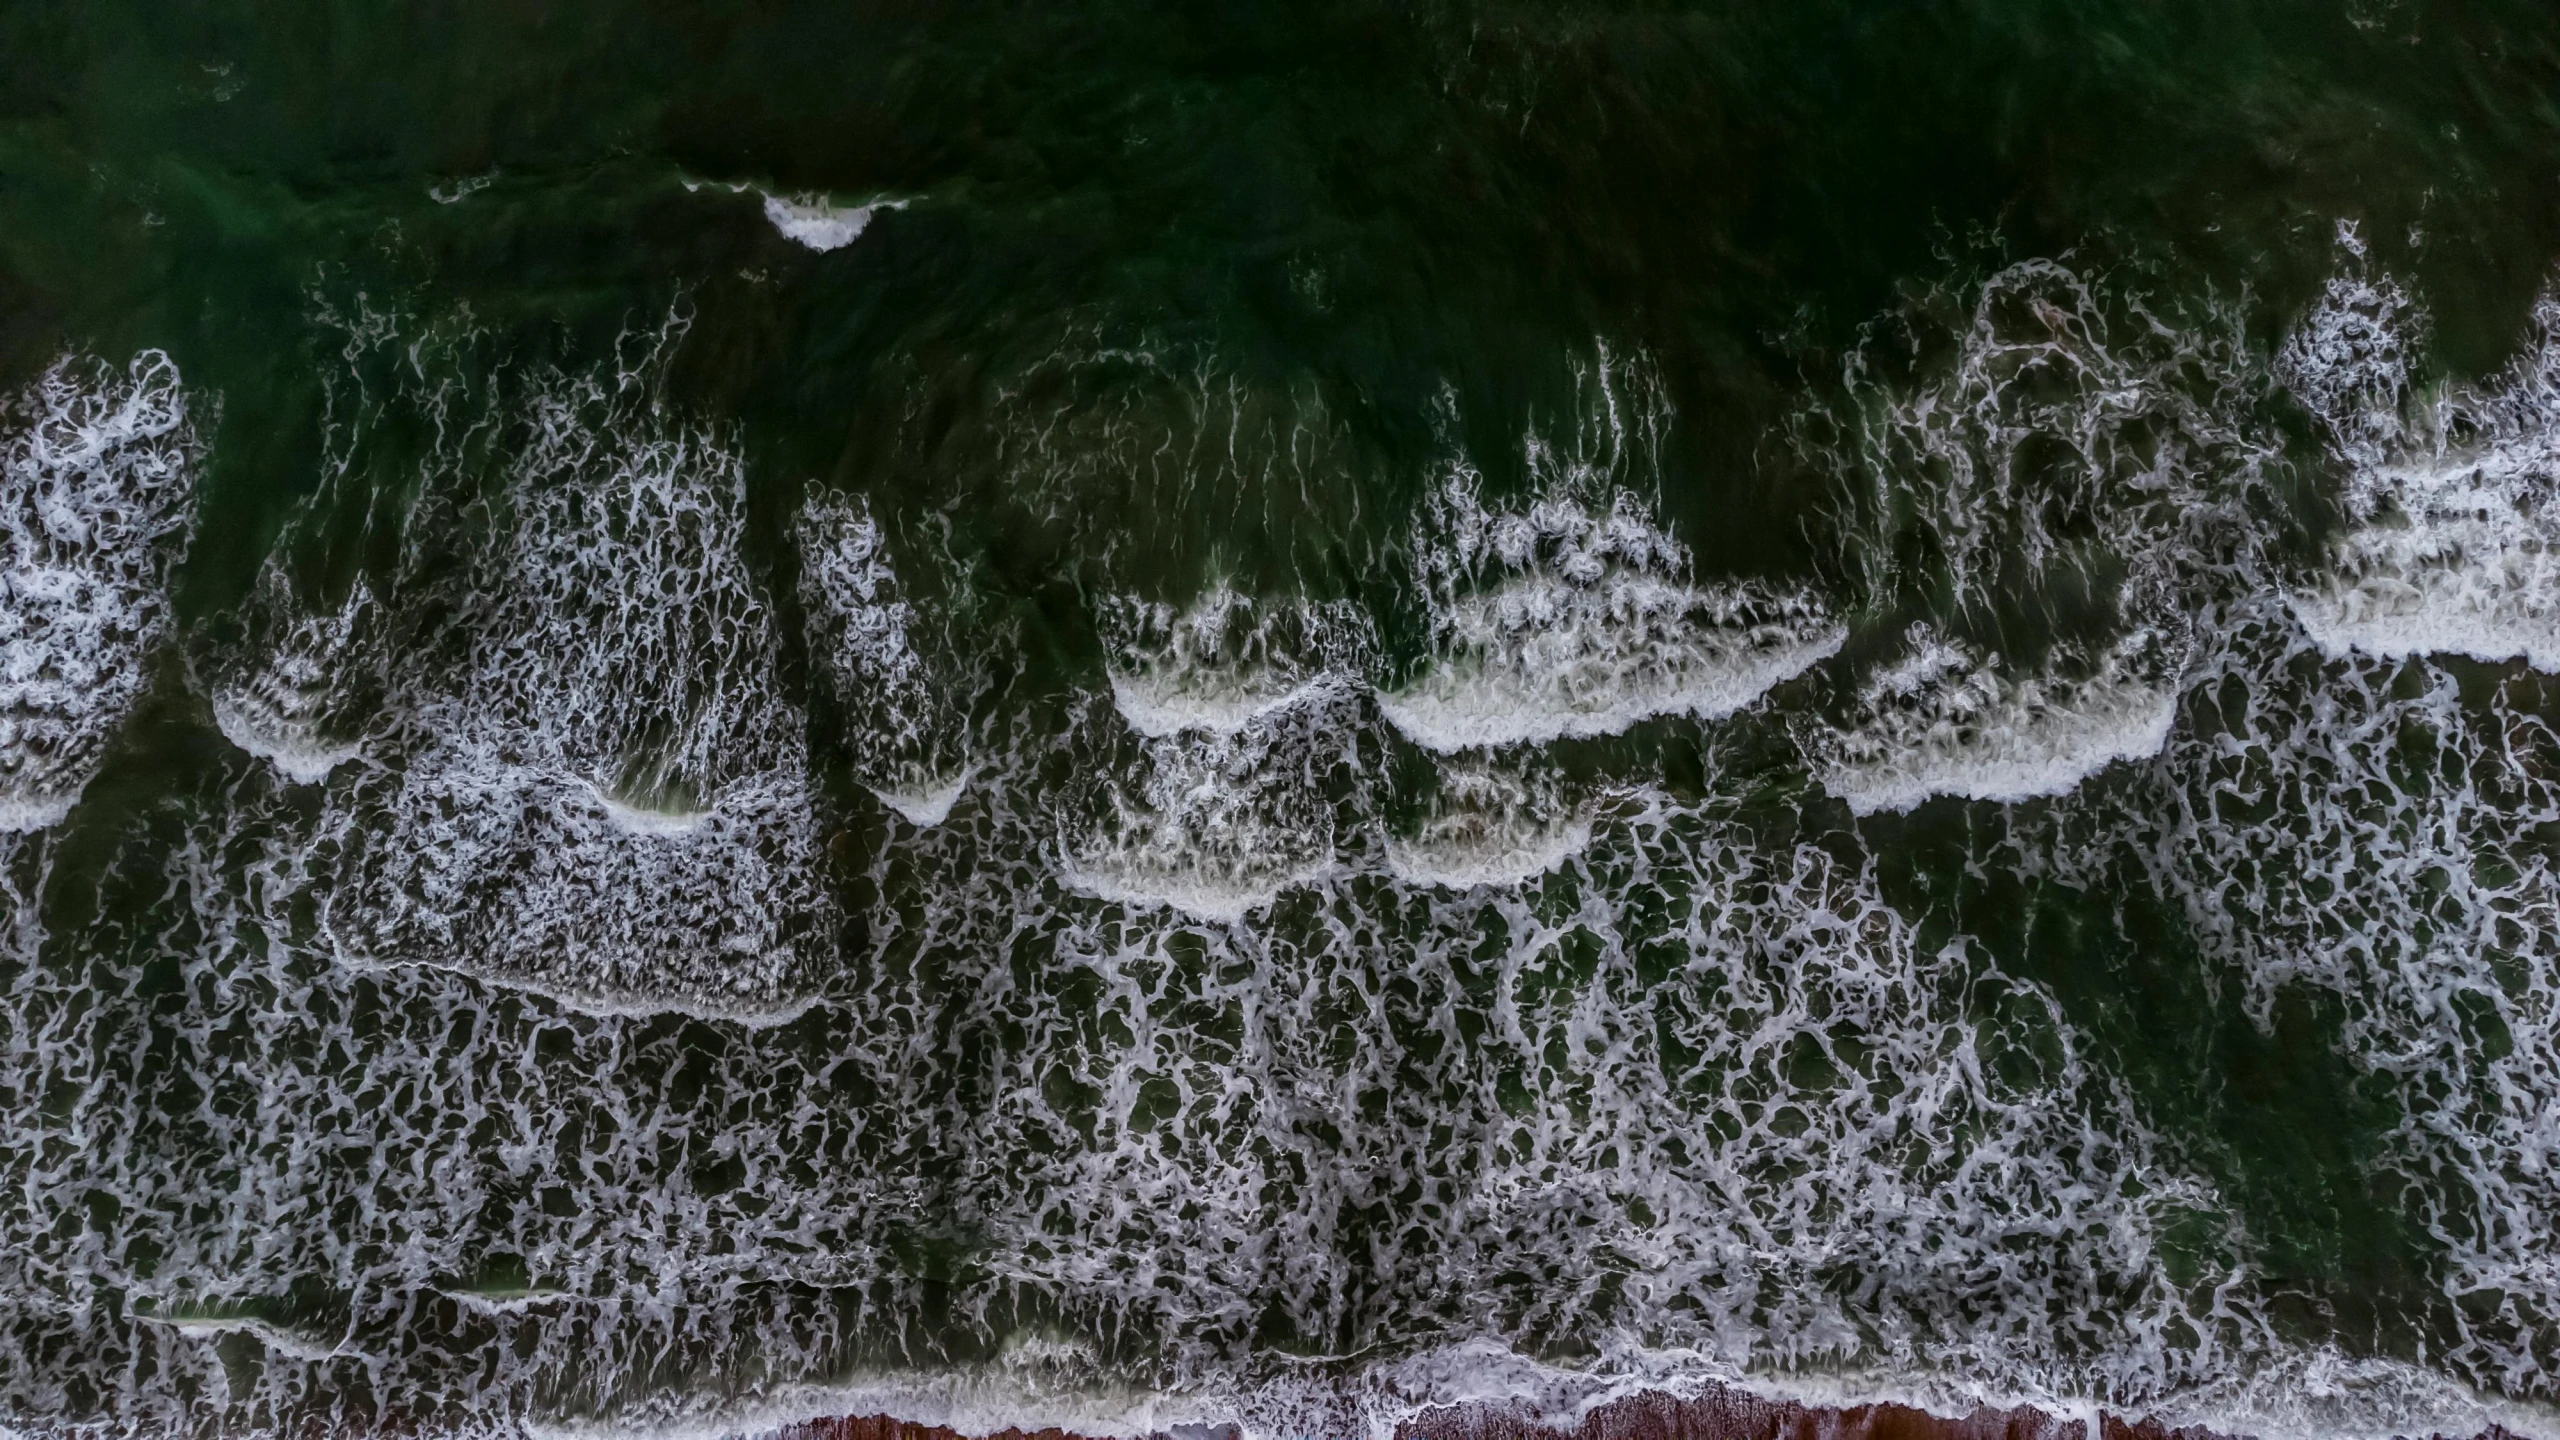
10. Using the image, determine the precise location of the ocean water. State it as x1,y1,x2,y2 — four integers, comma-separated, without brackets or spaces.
7,3,2560,1438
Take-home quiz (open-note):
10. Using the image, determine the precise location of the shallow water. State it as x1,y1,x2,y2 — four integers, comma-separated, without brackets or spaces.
6,3,2560,1438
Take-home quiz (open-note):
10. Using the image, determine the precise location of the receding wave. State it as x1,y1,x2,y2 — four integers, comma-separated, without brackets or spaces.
0,351,200,831
255,312,843,1018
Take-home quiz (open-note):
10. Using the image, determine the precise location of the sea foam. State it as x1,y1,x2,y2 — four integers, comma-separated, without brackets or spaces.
1103,587,1374,740
2282,234,2560,673
1064,690,1366,922
0,351,200,831
760,192,902,252
1385,475,1841,753
21,270,2560,1440
799,494,981,824
1791,257,2286,812
1817,624,2183,815
2020,602,2560,1405
211,565,373,784
1382,758,1599,890
292,314,838,1017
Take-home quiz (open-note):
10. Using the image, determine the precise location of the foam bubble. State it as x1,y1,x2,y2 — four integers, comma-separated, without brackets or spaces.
0,351,201,830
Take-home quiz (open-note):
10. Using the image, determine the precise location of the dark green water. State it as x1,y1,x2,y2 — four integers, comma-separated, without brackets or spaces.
6,2,2560,1437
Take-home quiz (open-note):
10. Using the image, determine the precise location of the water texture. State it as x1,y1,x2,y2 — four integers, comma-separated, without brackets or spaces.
6,3,2560,1438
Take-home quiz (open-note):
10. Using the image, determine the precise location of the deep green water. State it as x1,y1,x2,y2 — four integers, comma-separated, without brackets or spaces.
7,2,2560,1437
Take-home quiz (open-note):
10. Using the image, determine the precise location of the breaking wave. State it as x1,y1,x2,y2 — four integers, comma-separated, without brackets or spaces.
211,306,844,1019
1387,353,1842,752
1815,622,2185,815
211,564,373,785
1062,684,1376,922
1383,472,1843,753
2284,226,2560,674
1103,587,1374,740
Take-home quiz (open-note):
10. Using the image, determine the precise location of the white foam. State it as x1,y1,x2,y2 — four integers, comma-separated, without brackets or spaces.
759,192,902,252
2274,223,2426,476
2280,255,2560,673
589,786,715,836
1,706,2296,1435
1110,672,1350,740
27,285,2560,1438
1103,587,1375,739
1064,697,1357,924
1384,762,1598,890
525,1365,1172,1440
1388,474,1842,753
1804,257,2286,654
799,494,980,803
1818,625,2182,815
212,704,362,785
0,791,76,833
210,571,371,784
2136,1343,2560,1440
2018,592,2560,1405
338,744,828,1016
869,769,970,828
324,935,833,1030
800,499,925,686
442,1287,573,1317
1072,591,1383,919
2291,498,2560,670
309,315,834,1016
133,1310,350,1363
1056,848,1340,926
428,171,497,204
513,1335,2560,1440
0,351,200,831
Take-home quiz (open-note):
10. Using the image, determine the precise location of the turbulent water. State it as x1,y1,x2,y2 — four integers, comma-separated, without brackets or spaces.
8,4,2560,1439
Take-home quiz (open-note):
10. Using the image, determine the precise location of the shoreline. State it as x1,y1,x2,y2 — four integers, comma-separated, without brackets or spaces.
763,1381,2545,1440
